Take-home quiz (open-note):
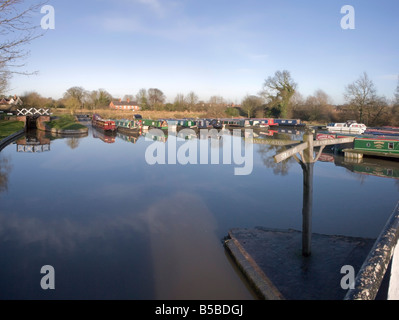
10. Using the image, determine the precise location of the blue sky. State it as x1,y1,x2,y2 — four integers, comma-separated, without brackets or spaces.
8,0,399,104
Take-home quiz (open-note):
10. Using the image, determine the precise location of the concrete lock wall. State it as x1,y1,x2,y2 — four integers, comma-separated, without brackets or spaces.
388,241,399,300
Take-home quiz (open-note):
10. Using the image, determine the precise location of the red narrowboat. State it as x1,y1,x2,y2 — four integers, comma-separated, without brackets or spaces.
92,114,116,133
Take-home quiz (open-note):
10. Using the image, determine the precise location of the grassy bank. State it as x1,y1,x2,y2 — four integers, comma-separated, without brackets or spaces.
46,115,87,131
0,120,25,140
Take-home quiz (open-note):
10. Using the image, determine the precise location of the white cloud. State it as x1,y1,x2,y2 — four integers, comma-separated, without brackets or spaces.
378,74,399,81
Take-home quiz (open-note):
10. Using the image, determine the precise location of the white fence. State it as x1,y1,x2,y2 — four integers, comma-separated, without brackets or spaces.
17,108,50,116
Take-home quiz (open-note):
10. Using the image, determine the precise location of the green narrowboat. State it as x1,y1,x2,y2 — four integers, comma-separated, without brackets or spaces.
220,119,245,128
355,138,399,154
177,119,197,128
343,137,399,160
141,119,169,130
115,119,142,135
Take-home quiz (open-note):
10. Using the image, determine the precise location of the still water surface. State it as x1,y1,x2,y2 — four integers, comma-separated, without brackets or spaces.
0,127,398,299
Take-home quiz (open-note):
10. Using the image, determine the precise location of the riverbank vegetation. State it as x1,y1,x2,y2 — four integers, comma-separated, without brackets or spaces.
45,115,87,131
0,120,25,140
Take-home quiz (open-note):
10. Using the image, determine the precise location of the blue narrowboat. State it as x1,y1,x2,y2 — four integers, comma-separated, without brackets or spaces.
274,119,304,127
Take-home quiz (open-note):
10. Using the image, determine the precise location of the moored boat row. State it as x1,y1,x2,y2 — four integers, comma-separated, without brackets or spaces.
89,115,399,162
91,116,306,134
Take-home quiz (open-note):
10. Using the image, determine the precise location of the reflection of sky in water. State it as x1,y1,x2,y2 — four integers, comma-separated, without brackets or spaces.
0,130,398,299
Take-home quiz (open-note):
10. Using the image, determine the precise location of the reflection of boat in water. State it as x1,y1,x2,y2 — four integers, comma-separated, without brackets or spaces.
116,131,141,144
142,130,168,143
176,129,198,140
327,121,367,134
331,154,399,180
93,127,116,143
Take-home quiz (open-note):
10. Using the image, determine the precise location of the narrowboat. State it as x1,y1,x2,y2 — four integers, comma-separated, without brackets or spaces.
210,119,223,129
343,137,399,160
219,119,245,128
114,119,142,135
196,119,214,129
364,127,399,137
165,119,178,131
327,121,367,134
177,119,197,129
244,118,276,128
272,119,305,127
141,119,169,130
92,114,116,133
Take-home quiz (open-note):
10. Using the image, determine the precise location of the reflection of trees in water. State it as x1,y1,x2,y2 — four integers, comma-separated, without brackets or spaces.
257,144,296,176
395,180,399,192
66,137,80,150
0,155,12,193
344,168,367,185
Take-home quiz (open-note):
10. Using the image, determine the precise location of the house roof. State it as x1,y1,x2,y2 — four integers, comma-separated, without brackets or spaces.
111,100,139,106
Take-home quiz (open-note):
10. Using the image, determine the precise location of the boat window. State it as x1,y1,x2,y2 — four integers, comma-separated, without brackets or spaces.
366,143,371,147
389,143,394,150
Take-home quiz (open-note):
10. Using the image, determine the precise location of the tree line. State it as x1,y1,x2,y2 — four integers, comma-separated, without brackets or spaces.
242,70,399,126
9,70,399,126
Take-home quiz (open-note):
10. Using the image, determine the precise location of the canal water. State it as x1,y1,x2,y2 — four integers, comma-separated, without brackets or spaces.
0,126,398,300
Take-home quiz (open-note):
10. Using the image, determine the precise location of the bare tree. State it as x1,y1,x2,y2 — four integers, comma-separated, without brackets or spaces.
0,68,10,94
21,91,48,108
123,94,134,101
64,87,87,108
136,88,148,110
173,93,186,111
304,89,332,122
185,91,198,111
0,0,45,93
260,70,297,118
241,95,264,118
147,88,165,110
344,72,377,124
395,76,399,106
